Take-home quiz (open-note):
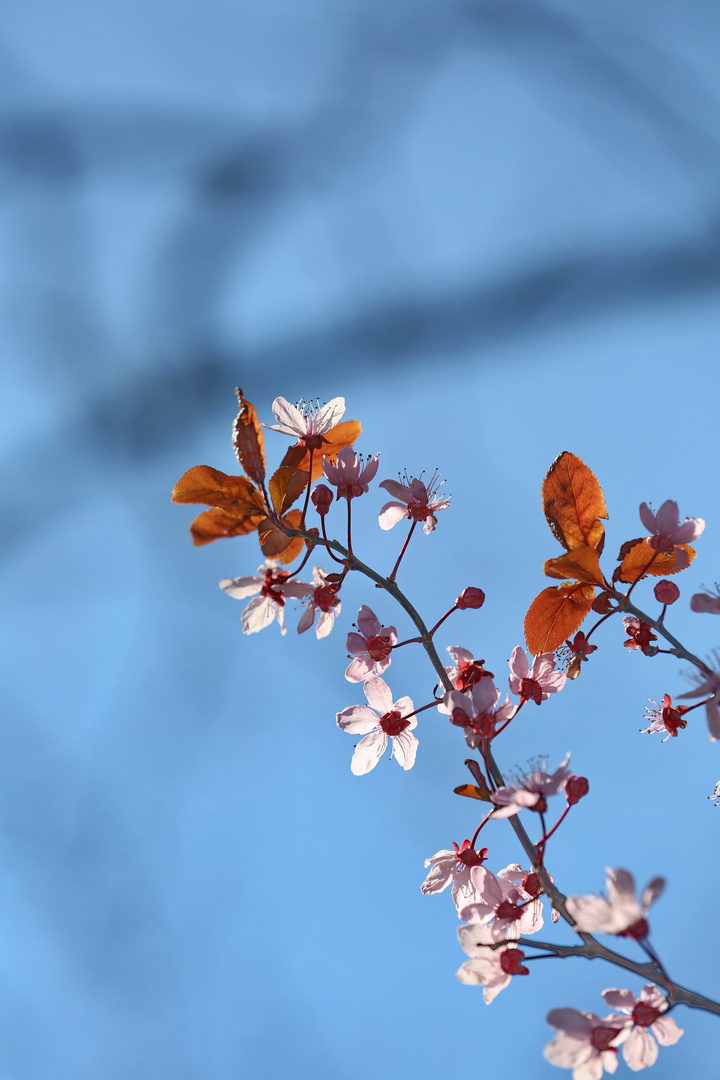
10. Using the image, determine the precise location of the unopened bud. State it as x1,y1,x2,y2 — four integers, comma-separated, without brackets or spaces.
565,775,589,805
311,484,334,516
456,587,485,610
654,579,680,605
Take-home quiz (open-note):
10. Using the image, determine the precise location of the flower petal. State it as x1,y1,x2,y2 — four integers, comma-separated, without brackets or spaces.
391,730,418,769
336,706,380,734
378,501,410,530
350,730,387,775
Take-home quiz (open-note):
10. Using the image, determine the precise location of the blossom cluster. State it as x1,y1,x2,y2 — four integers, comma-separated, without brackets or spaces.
173,391,719,1076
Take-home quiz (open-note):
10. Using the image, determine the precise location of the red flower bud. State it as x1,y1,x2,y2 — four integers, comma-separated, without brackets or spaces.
565,775,589,805
654,579,680,605
311,484,334,516
456,587,485,610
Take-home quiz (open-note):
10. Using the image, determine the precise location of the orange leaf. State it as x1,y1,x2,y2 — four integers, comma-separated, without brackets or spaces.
258,509,305,564
189,506,265,547
280,419,362,482
617,540,696,583
268,465,310,515
542,452,608,552
453,784,491,802
543,546,605,586
232,388,266,486
524,582,596,655
172,465,265,514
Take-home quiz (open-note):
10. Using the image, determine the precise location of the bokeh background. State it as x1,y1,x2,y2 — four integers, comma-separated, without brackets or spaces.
3,1,720,1077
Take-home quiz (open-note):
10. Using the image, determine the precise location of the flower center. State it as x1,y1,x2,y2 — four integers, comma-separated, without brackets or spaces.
379,710,410,737
260,568,289,605
408,501,430,522
454,659,493,691
520,677,543,705
367,634,393,662
631,1002,661,1028
494,899,523,923
621,916,649,941
592,1027,622,1053
314,584,337,611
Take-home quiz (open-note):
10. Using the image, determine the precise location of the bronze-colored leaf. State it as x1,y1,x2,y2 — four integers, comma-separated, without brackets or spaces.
258,509,305,564
524,582,596,655
232,388,266,486
543,546,605,586
189,506,265,547
617,541,696,583
453,784,491,802
172,465,265,513
542,452,608,552
268,465,310,515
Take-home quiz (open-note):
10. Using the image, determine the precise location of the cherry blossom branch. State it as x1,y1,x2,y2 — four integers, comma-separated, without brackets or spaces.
284,521,720,1017
512,937,720,1015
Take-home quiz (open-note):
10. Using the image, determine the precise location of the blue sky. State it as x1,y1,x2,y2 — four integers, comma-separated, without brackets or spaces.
2,2,720,1077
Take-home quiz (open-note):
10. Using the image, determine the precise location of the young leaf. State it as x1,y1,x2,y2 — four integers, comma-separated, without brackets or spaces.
617,540,696,583
188,506,265,547
543,546,605,586
524,582,596,655
542,452,608,553
268,465,310,515
232,388,266,486
172,465,265,513
258,509,305,564
453,784,491,802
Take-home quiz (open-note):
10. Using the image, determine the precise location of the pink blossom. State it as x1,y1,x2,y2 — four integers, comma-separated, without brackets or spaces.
690,584,720,614
336,676,417,775
444,646,494,692
544,1008,626,1079
491,753,572,818
322,446,379,500
296,567,341,638
508,646,567,704
264,395,345,447
378,470,450,534
601,985,683,1071
456,922,529,1003
641,694,689,741
677,660,720,741
639,500,704,569
459,863,544,939
219,563,313,635
565,868,664,939
437,677,515,749
421,839,489,911
344,605,397,682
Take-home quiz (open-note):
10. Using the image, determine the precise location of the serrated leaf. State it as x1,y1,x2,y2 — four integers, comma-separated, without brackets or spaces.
543,546,604,586
617,541,696,583
453,784,491,802
542,452,608,552
172,465,265,512
268,465,310,515
524,582,596,655
279,419,362,481
232,388,266,486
